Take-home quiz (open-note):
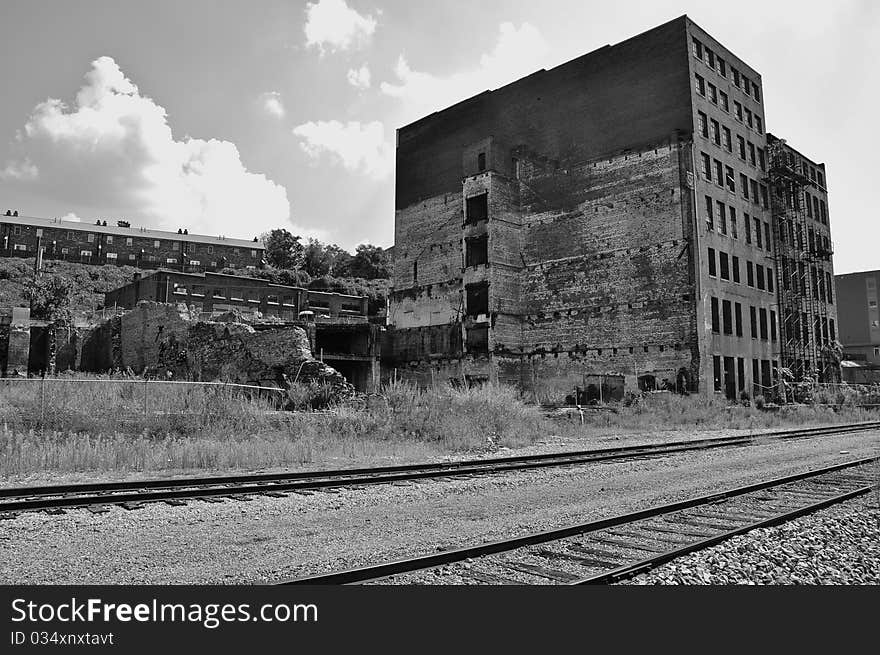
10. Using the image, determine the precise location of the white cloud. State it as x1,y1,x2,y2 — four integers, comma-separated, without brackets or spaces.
347,64,371,90
260,91,286,118
0,158,38,181
381,22,550,124
59,212,81,222
1,56,294,239
304,0,377,54
292,120,392,179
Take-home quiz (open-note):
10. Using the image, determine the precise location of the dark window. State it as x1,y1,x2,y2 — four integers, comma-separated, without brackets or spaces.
738,357,746,391
713,355,722,392
761,360,771,391
767,267,774,293
753,84,761,103
465,193,488,224
747,261,754,287
740,173,749,198
706,48,715,68
718,58,727,77
754,217,763,248
722,300,732,335
830,318,836,340
750,179,759,204
693,38,703,59
466,282,488,316
465,235,488,267
752,359,759,395
735,101,743,121
477,152,486,172
701,152,712,179
756,265,765,291
750,306,758,338
708,82,717,104
770,310,777,341
695,74,705,96
724,356,736,399
758,148,765,171
711,297,720,333
760,186,769,209
705,195,714,229
735,302,743,336
744,213,751,244
733,67,740,87
732,255,740,283
748,141,756,165
725,165,735,192
698,111,708,138
712,120,721,146
826,272,833,304
466,325,489,354
708,247,717,277
720,92,729,113
720,252,730,280
730,208,738,238
716,200,727,234
805,192,813,217
723,126,732,151
759,308,768,340
764,222,771,251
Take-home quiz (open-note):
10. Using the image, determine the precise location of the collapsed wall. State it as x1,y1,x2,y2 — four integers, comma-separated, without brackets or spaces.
84,302,353,395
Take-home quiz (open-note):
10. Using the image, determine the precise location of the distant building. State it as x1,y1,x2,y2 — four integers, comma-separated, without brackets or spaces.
104,270,369,320
1,212,264,271
835,270,880,365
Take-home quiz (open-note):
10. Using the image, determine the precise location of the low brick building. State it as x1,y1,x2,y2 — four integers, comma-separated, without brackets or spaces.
1,212,264,271
104,270,369,320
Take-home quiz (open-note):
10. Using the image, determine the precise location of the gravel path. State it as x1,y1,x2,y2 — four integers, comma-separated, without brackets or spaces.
0,433,877,584
622,495,880,585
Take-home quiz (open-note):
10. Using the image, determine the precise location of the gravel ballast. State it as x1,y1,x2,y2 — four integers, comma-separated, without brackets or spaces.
0,434,877,584
623,495,880,585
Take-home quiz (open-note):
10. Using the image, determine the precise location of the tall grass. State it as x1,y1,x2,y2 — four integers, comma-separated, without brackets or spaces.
0,378,545,478
1,377,877,479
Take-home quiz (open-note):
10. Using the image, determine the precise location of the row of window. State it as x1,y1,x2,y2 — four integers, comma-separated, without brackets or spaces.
5,226,256,256
704,195,772,250
780,262,835,305
697,115,766,172
712,356,775,399
803,191,828,225
782,313,837,347
692,37,761,102
695,75,763,134
777,219,832,260
707,247,775,293
710,296,777,342
777,150,826,188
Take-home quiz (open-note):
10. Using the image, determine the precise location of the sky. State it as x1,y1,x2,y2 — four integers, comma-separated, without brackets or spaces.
0,0,877,272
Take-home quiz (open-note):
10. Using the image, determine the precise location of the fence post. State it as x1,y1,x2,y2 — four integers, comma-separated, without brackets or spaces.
40,377,46,433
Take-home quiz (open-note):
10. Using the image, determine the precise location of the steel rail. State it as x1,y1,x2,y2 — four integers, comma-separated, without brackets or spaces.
2,421,877,509
571,484,875,584
278,456,878,585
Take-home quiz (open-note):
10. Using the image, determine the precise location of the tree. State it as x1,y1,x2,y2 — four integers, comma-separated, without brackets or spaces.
301,238,334,277
262,229,304,269
26,275,73,320
347,244,389,279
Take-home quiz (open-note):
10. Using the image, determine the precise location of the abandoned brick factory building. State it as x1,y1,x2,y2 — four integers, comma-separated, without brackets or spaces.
387,15,838,400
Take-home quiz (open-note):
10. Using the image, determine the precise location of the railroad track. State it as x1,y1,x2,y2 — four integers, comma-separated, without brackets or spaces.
1,421,878,517
280,457,879,585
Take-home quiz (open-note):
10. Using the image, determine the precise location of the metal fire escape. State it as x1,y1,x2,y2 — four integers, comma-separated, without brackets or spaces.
767,138,835,392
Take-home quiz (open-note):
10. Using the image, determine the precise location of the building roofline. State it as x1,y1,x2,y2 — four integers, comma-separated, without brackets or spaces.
397,15,689,134
767,133,826,169
0,213,266,249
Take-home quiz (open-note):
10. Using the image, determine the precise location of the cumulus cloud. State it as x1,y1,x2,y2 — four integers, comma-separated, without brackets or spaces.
59,212,81,222
381,22,550,124
347,64,371,90
292,120,392,179
304,0,377,54
260,91,286,118
1,56,293,238
0,158,38,181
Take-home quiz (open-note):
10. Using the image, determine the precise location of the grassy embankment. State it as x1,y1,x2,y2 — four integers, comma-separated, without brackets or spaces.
1,375,878,481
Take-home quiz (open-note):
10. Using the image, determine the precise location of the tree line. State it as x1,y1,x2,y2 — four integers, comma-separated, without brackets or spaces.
262,229,389,280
